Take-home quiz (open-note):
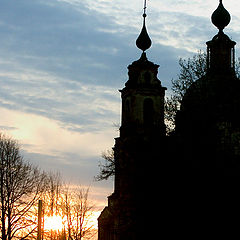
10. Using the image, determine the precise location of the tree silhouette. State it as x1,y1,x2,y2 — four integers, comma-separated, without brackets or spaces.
42,171,62,240
42,175,96,240
0,133,47,240
61,186,96,240
165,51,207,133
165,51,240,133
95,150,115,181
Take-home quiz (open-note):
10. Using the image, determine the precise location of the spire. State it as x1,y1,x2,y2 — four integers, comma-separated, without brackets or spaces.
207,0,236,74
136,0,152,53
211,0,231,32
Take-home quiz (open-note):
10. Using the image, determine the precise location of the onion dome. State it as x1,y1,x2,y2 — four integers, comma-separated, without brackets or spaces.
136,15,152,52
136,0,152,52
211,0,231,31
207,0,236,74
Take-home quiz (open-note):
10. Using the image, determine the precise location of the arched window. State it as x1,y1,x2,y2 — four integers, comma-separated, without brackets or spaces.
143,98,154,126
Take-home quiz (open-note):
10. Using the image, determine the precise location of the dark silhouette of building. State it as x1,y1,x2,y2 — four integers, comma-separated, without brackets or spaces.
175,0,240,176
98,1,240,239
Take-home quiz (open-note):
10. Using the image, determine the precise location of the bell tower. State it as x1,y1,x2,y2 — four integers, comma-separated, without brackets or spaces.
114,0,166,206
120,48,166,138
120,1,166,138
98,1,167,239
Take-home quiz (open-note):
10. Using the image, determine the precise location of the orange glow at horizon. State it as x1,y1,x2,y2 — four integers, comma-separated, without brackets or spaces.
44,215,65,231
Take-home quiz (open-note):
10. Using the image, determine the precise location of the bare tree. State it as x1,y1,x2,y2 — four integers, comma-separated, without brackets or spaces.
41,175,96,240
42,171,62,240
165,51,207,134
165,51,240,133
43,171,62,217
95,150,115,181
61,186,96,240
0,133,46,240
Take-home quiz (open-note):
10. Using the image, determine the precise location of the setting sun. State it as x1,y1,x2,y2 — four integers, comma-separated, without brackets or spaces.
44,215,64,231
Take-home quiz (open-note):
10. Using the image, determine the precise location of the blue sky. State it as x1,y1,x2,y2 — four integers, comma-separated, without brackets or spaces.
1,0,240,208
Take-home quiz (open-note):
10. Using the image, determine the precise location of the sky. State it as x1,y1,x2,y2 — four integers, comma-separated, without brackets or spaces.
1,0,240,213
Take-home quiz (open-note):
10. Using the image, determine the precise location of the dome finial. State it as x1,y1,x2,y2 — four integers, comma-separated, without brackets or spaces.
136,0,152,52
211,0,231,32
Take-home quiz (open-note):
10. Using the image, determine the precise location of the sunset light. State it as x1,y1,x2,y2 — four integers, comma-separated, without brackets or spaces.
44,215,64,231
3,0,240,240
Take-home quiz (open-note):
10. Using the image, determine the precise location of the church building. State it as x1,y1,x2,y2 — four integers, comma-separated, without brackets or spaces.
98,1,240,239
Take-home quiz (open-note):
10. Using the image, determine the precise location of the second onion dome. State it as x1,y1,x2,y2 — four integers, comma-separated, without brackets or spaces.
211,0,231,31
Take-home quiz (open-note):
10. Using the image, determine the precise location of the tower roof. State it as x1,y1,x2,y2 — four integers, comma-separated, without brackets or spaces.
136,0,152,52
207,0,236,74
211,0,231,31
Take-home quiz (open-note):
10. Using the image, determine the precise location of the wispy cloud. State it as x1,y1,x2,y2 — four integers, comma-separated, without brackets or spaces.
0,63,120,132
1,0,240,203
0,106,115,181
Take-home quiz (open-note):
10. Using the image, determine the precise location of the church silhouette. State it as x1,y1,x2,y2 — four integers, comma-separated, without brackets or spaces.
98,1,240,239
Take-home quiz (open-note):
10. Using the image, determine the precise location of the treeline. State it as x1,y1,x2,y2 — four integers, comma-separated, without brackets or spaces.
0,133,96,240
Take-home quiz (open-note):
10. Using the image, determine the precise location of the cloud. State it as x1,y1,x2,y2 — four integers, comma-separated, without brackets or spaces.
0,59,121,132
0,125,18,131
2,0,240,206
0,107,115,154
0,106,116,182
1,0,128,86
0,0,192,135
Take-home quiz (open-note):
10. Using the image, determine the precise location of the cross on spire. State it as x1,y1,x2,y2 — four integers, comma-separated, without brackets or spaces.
143,0,147,17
